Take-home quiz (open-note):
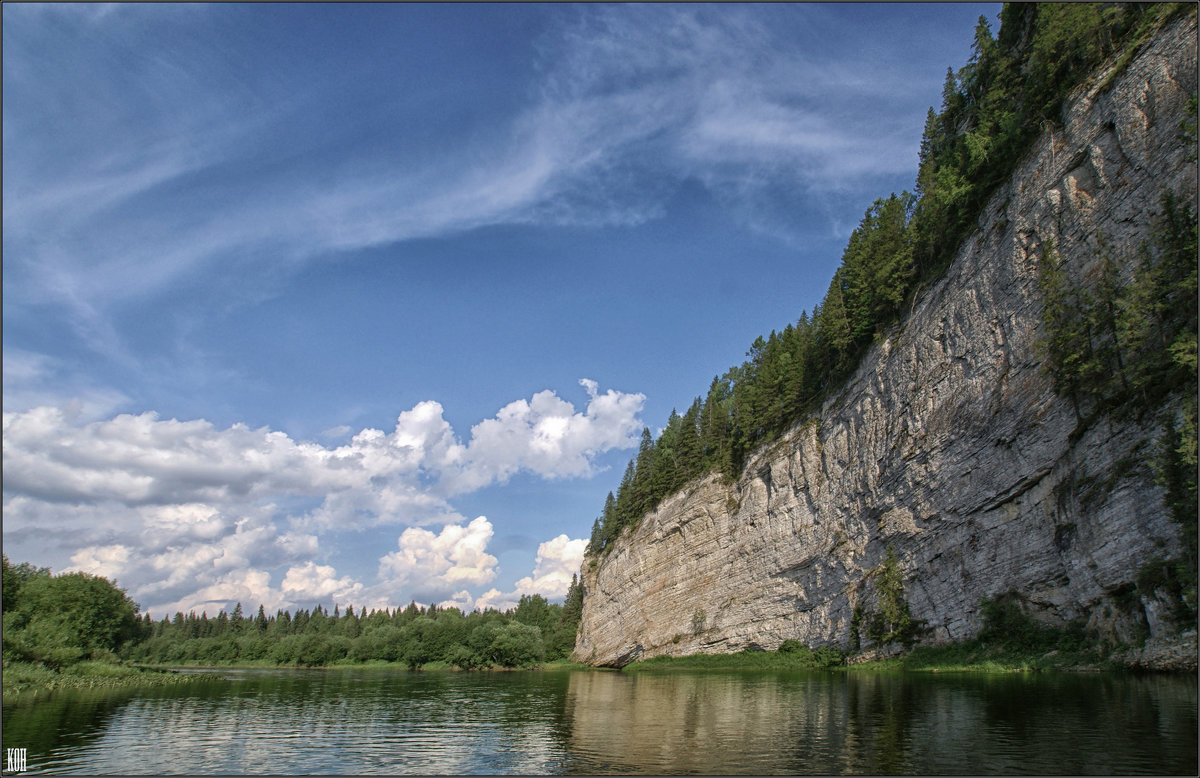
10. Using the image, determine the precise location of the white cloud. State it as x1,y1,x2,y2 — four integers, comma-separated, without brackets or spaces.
2,349,130,421
441,379,645,494
2,381,641,530
3,382,641,616
377,517,500,601
52,502,320,618
436,590,477,613
473,533,587,612
281,561,365,606
153,568,285,618
66,544,130,583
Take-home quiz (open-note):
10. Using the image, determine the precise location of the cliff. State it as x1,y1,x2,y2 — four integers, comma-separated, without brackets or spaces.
575,13,1197,669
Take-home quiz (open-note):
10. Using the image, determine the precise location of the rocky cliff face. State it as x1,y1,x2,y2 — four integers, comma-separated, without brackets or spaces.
575,14,1197,668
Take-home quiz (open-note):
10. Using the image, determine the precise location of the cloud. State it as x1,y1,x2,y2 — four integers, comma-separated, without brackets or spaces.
377,517,500,602
4,3,931,342
2,380,642,529
152,568,285,618
474,533,587,612
281,561,365,606
2,349,130,422
48,500,320,617
3,382,640,616
440,379,646,494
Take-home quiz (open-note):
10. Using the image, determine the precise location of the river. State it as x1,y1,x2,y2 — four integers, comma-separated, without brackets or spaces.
2,667,1196,774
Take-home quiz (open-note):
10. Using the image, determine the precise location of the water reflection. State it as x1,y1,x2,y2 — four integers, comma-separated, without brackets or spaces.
2,668,1195,775
564,670,1198,775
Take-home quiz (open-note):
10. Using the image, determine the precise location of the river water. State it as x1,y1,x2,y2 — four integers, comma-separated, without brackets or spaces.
2,667,1196,774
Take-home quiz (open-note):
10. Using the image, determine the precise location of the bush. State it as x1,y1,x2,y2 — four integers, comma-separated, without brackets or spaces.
295,634,331,667
776,640,845,668
977,594,1086,652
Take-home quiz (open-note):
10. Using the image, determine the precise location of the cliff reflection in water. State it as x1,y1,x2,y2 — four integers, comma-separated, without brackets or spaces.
563,669,1198,775
3,668,1193,774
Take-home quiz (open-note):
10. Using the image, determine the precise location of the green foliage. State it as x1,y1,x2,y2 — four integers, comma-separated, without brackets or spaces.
118,588,579,671
845,593,1107,673
1136,557,1197,625
849,605,864,651
859,546,919,648
586,3,1172,556
3,556,584,673
2,660,219,700
2,563,140,669
977,594,1088,653
775,640,845,668
623,646,842,673
1035,189,1197,587
484,622,546,668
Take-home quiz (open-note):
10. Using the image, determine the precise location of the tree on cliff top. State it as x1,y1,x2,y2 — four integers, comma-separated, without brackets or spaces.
585,2,1190,557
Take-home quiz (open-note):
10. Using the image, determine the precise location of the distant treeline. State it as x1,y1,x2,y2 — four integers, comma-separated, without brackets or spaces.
3,555,584,670
587,2,1194,557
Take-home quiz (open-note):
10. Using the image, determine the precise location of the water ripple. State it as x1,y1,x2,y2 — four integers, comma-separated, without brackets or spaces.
3,668,1195,774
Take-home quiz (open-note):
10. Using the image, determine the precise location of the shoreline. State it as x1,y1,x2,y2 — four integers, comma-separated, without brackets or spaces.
616,632,1200,675
2,661,223,704
8,636,1194,703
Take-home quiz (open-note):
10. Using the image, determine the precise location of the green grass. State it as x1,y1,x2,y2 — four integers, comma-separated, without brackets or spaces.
3,660,221,702
134,657,589,672
624,646,844,673
846,640,1116,674
622,642,1120,675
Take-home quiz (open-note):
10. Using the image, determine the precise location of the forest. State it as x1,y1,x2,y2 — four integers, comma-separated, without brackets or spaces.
586,2,1196,557
2,555,584,672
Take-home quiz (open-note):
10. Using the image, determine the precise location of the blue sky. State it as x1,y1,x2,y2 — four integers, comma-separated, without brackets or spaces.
3,2,996,618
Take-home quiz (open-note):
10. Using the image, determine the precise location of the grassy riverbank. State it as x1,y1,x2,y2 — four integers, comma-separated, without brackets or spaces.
844,640,1116,673
620,620,1128,675
2,660,221,702
130,657,590,673
619,644,1117,674
624,642,844,673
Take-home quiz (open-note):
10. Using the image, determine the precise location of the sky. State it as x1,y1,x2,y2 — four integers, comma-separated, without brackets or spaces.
3,2,997,619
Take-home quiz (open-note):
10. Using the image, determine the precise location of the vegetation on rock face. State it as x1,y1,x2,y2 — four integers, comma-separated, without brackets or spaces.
585,3,1193,558
1036,189,1198,624
850,593,1115,673
851,546,921,651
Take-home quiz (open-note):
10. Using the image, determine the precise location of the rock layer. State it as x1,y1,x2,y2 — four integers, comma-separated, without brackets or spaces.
575,15,1197,669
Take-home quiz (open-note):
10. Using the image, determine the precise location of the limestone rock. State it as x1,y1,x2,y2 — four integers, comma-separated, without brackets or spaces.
575,15,1197,671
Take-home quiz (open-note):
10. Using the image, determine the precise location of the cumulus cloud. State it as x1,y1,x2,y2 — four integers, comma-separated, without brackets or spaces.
474,533,587,612
3,382,638,616
441,379,646,494
2,380,642,528
281,561,365,606
377,517,500,603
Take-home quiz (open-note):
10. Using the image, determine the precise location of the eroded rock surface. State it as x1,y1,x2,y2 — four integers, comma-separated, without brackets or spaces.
575,16,1197,670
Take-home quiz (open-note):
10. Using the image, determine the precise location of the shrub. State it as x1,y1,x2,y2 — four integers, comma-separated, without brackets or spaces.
776,640,844,668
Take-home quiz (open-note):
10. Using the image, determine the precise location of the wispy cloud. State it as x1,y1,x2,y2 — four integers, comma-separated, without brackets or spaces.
4,3,929,348
2,3,953,617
